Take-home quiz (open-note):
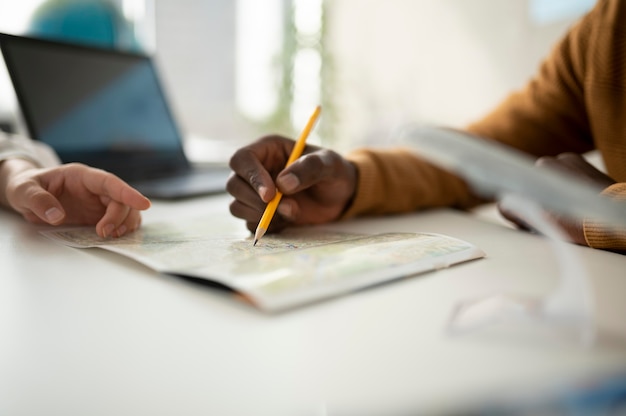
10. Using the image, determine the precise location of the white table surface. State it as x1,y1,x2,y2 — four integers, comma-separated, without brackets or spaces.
1,194,625,415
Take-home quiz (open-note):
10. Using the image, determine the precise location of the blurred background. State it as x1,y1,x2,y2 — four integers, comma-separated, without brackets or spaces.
0,0,596,158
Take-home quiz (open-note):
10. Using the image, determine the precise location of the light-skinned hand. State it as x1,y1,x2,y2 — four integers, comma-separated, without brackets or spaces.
227,135,357,233
0,159,151,238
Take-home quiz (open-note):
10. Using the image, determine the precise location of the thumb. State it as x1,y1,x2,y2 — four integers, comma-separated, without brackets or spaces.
22,189,67,225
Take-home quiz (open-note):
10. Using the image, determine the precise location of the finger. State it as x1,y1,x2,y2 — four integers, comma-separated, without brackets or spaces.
245,220,256,234
71,164,151,210
100,210,142,238
101,175,151,210
554,152,586,165
229,198,264,223
496,200,536,232
233,200,292,234
276,197,299,222
226,173,269,212
229,142,283,203
114,209,142,237
536,154,587,173
96,201,131,238
555,153,615,187
276,149,340,194
554,152,596,169
13,185,67,225
22,211,48,224
536,154,614,190
243,219,289,234
537,153,593,175
266,214,290,233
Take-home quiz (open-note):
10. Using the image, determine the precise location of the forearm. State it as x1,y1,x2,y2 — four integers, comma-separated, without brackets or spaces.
342,147,485,218
465,4,597,158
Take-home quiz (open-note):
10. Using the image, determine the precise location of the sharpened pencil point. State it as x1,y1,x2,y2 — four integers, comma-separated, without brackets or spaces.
253,239,258,246
251,106,320,249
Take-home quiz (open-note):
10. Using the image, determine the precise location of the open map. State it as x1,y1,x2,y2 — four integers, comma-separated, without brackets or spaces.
41,215,485,312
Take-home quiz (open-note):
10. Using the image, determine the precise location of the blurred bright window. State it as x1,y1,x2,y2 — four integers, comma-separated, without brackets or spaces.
529,0,596,24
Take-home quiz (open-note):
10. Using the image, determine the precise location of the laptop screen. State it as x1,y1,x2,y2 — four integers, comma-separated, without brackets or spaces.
0,33,190,180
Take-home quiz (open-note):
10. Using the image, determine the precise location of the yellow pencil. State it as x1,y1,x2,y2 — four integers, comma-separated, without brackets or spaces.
253,105,322,246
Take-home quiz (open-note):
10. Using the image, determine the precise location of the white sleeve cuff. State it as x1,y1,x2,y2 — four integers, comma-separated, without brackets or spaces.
0,132,60,167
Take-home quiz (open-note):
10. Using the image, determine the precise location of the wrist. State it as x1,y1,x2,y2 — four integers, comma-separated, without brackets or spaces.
0,158,39,208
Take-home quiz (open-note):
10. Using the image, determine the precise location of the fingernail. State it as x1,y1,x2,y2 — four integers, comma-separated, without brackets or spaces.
258,185,270,201
116,225,127,237
103,223,115,237
44,207,63,223
277,173,299,193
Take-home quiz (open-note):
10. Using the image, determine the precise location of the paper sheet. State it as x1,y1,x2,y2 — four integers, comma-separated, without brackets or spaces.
42,215,485,311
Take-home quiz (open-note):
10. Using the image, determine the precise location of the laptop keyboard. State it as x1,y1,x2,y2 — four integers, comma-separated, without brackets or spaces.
131,167,231,199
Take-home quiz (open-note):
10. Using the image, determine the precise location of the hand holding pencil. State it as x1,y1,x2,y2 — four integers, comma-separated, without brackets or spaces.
253,105,322,245
227,106,358,238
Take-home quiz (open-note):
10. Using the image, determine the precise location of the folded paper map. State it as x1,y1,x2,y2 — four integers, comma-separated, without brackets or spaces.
41,216,485,312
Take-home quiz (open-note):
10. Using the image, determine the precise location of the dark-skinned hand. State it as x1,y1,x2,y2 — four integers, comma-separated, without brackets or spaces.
498,152,616,246
227,135,357,234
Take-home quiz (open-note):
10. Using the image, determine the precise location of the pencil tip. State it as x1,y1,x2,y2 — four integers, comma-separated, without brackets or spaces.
253,239,258,246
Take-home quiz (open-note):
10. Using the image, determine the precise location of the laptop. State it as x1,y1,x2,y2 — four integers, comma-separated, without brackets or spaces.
0,32,231,199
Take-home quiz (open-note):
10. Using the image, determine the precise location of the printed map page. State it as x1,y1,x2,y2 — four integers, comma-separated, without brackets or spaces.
41,215,485,312
41,218,359,272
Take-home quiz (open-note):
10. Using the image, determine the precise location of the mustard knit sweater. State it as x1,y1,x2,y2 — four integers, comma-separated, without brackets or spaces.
344,0,626,252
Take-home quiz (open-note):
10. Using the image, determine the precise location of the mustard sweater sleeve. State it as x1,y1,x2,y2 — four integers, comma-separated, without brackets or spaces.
342,147,483,219
583,183,626,252
465,1,598,156
341,0,626,256
341,4,601,219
